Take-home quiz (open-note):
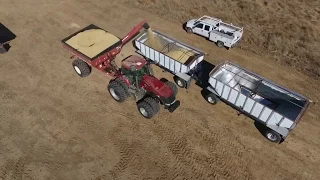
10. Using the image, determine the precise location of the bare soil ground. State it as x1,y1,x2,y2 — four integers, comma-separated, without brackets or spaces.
0,0,319,180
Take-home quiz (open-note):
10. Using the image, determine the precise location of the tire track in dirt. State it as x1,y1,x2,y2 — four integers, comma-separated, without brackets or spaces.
0,157,27,180
95,123,146,180
152,119,252,180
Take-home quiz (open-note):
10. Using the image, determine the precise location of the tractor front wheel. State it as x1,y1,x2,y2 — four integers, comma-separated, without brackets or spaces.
165,81,178,96
108,80,128,102
137,98,159,119
72,59,91,77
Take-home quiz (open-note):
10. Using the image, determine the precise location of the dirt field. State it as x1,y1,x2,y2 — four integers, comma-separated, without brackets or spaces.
0,0,319,180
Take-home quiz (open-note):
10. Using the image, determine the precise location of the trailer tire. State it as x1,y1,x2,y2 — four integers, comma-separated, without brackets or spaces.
186,27,193,34
137,100,156,119
144,97,160,115
217,41,224,48
165,81,178,96
108,80,128,102
264,129,282,143
174,76,186,88
205,93,219,105
72,59,91,77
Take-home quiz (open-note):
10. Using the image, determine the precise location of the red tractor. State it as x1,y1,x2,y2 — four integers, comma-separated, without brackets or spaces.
61,20,180,118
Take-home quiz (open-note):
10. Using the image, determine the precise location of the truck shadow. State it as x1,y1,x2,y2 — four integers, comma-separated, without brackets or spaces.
0,23,16,54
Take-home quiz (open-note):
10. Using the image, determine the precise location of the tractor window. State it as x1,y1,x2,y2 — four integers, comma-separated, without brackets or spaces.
195,23,204,29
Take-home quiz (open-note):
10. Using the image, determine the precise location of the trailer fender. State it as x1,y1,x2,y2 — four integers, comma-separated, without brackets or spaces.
265,125,289,138
206,86,219,96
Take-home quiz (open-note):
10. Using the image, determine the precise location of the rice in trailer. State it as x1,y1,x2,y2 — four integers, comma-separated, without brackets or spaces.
134,29,206,88
204,61,313,143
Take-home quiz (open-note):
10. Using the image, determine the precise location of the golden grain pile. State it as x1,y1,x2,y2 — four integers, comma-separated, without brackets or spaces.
145,28,196,63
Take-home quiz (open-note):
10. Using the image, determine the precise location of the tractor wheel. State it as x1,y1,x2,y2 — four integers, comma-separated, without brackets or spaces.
264,129,282,143
108,80,128,102
217,41,224,48
137,100,156,119
186,27,193,34
114,77,129,96
174,76,186,88
205,93,219,105
165,81,178,96
144,97,160,115
72,59,91,77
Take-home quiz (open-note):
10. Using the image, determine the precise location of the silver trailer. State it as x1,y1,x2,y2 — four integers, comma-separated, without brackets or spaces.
134,29,206,88
205,61,313,143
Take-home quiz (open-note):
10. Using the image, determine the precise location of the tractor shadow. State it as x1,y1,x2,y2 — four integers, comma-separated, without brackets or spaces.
0,22,17,54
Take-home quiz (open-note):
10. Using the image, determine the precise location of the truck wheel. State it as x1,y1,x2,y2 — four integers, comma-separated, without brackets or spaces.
264,129,282,143
108,80,128,102
144,97,160,115
186,27,193,34
165,81,178,96
217,41,224,48
174,76,186,88
72,59,91,77
206,93,219,105
137,100,156,119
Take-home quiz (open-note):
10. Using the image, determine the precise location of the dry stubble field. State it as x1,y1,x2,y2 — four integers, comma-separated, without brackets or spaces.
0,0,320,180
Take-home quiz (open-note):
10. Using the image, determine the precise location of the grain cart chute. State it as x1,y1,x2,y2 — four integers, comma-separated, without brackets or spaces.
134,28,206,89
204,61,312,143
61,20,180,119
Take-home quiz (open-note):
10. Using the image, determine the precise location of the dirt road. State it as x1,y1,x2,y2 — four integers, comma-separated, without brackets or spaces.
0,0,319,180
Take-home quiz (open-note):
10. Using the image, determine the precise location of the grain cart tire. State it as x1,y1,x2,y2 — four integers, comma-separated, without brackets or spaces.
217,41,224,48
72,59,91,77
264,129,282,143
174,76,186,88
205,93,219,105
144,97,160,115
108,80,128,103
137,100,156,119
186,27,193,34
165,81,178,96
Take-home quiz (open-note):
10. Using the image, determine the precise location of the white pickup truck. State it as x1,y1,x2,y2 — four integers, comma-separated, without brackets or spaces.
185,15,243,49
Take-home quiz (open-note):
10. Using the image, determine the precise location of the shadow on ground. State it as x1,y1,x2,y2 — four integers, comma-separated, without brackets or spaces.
0,22,16,54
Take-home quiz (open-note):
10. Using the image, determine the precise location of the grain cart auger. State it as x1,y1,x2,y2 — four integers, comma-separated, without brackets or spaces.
61,20,180,119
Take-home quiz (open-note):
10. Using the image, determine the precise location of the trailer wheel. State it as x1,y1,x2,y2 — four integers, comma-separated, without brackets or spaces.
264,129,282,143
137,100,156,119
165,81,178,96
186,27,193,34
72,59,91,77
174,76,186,88
108,80,128,102
205,93,219,105
217,41,224,48
144,97,160,115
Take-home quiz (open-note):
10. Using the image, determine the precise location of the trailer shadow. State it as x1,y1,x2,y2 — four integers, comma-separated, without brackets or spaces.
0,22,17,54
194,59,215,89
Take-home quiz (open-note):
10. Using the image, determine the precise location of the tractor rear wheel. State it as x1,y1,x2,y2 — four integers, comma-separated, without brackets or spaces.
72,59,91,77
165,81,178,96
108,80,128,102
137,98,158,119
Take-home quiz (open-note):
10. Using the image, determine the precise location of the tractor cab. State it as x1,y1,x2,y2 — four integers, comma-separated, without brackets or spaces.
121,55,152,86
